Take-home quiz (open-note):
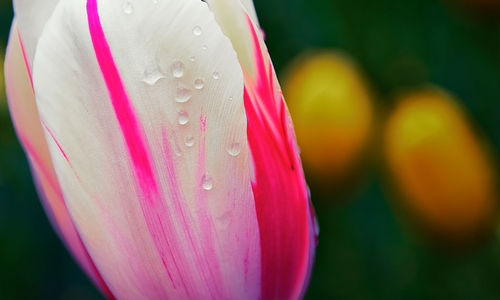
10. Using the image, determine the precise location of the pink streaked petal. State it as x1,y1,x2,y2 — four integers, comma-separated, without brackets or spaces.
33,0,261,298
30,161,115,300
238,0,260,26
242,14,317,300
13,0,59,69
5,20,114,299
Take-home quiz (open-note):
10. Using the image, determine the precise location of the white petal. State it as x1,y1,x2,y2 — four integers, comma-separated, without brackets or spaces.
5,20,112,296
33,0,260,299
207,0,258,77
13,0,59,68
239,0,260,26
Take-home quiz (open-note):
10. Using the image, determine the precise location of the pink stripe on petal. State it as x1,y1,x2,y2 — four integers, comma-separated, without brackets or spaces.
10,29,115,300
243,16,316,300
86,0,157,199
86,0,186,291
23,137,116,300
16,29,33,88
87,2,228,297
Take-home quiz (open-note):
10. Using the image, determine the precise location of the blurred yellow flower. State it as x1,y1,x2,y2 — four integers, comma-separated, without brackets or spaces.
385,87,496,240
283,51,374,180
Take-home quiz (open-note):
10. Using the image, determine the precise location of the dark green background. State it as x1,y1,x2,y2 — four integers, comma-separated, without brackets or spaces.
1,0,500,299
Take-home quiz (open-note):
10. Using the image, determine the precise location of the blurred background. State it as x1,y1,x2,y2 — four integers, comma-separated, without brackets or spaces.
1,0,500,299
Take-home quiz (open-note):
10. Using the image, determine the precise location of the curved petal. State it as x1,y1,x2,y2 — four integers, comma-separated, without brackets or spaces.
207,0,259,78
13,0,59,68
243,18,317,300
4,20,113,298
239,0,260,27
208,3,317,298
33,0,261,298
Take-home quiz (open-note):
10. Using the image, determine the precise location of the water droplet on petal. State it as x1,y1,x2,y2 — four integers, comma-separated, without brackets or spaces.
178,111,189,125
171,61,184,78
194,78,204,90
212,72,220,80
192,26,202,36
122,1,134,14
175,87,192,103
189,56,196,62
185,135,195,147
228,96,233,101
202,45,208,51
201,174,213,191
142,66,164,86
227,142,241,157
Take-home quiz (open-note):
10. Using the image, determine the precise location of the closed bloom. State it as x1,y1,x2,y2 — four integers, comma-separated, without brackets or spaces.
5,0,317,299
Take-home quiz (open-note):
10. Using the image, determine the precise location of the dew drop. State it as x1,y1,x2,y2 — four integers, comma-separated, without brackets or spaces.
227,142,241,157
202,45,208,51
185,135,195,147
194,78,204,90
175,87,192,103
228,96,233,101
142,67,164,86
152,0,159,3
212,72,220,80
192,26,202,36
178,111,189,125
201,174,213,191
189,56,196,62
174,142,182,157
122,1,134,14
171,61,184,78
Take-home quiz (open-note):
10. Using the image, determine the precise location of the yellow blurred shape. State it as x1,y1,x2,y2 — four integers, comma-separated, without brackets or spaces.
385,87,496,240
283,51,373,179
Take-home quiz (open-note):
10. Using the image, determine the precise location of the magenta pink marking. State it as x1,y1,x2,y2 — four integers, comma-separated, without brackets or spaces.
87,0,157,199
42,121,71,164
194,112,226,298
162,127,224,299
87,0,193,295
16,29,34,89
78,235,117,300
38,124,118,299
243,14,315,300
20,135,64,200
15,30,116,300
200,113,207,132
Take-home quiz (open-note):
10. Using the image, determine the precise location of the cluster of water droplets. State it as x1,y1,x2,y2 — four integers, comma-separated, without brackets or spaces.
137,20,242,192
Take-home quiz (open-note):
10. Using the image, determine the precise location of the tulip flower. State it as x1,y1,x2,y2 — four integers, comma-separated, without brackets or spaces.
5,0,317,299
283,51,373,180
385,87,496,240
